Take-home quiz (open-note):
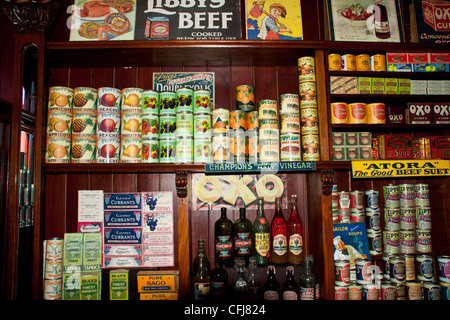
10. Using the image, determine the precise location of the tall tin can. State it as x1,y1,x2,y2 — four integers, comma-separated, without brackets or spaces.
211,108,229,134
389,255,406,283
212,134,230,162
298,56,316,82
160,91,177,115
194,89,211,114
176,112,194,138
98,87,121,112
142,89,159,115
159,138,176,163
235,85,255,112
328,53,341,71
437,256,450,283
71,134,96,163
301,134,320,161
142,138,159,163
299,81,317,108
73,87,98,111
121,88,143,111
176,87,193,113
48,86,73,110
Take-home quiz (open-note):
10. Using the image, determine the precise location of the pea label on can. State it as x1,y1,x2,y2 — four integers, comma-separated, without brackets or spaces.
194,89,211,114
142,90,159,115
160,91,177,115
176,88,193,113
236,85,255,111
122,88,143,110
96,136,120,163
142,138,159,163
176,112,194,138
212,108,229,134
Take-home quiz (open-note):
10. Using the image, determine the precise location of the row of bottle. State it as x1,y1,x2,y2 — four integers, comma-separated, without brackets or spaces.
214,195,304,268
194,240,318,301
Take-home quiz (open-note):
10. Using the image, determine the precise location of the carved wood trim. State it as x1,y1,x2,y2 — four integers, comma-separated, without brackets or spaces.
321,168,334,195
175,170,188,198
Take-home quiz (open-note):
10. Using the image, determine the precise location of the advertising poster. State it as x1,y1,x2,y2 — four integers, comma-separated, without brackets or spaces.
245,0,303,40
333,222,370,266
327,0,403,42
410,0,450,43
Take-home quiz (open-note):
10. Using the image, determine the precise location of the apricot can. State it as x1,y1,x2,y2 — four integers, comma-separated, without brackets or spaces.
48,86,73,110
47,110,73,138
45,136,71,164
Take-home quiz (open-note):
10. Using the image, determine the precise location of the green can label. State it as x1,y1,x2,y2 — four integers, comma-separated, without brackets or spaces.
142,138,159,163
176,137,193,163
160,91,177,115
159,114,176,139
176,88,194,113
176,112,194,137
194,89,211,114
142,90,159,115
159,139,176,163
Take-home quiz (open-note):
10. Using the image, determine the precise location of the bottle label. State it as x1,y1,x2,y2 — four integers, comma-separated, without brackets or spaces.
300,287,314,300
283,290,298,300
289,234,303,255
255,232,270,257
375,21,389,33
194,282,210,300
264,290,279,300
235,232,252,255
216,235,232,258
273,234,287,256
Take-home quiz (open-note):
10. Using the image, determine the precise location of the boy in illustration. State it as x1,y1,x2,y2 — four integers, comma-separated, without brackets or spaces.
250,2,292,39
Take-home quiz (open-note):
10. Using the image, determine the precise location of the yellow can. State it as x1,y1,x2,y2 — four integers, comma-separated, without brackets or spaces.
258,99,278,120
366,103,386,124
356,54,371,71
298,56,316,82
330,102,348,124
328,53,342,71
71,134,96,163
341,54,356,71
371,54,387,72
301,134,320,161
48,86,73,110
348,103,367,124
212,108,229,134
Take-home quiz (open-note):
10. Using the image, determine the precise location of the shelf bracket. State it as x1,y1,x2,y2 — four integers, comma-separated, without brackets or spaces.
320,168,334,196
175,170,188,198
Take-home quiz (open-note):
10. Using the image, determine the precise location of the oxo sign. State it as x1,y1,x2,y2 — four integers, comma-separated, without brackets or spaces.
423,1,450,32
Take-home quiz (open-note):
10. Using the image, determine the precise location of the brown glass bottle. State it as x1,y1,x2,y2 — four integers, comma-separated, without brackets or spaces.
287,195,304,265
270,196,287,265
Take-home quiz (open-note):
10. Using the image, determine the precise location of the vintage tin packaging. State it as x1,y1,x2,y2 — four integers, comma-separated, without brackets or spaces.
145,16,169,39
212,108,229,134
176,112,194,138
301,134,320,161
400,230,416,254
279,94,299,114
348,103,367,124
247,131,259,163
416,229,432,253
194,89,211,114
96,136,120,163
405,281,422,300
371,54,387,71
44,278,63,300
330,102,348,124
328,53,341,71
194,113,211,138
437,255,450,283
47,109,73,138
142,114,159,139
430,136,450,159
142,138,159,163
194,137,212,163
351,209,364,223
398,184,416,207
383,184,400,208
259,138,279,163
176,137,193,164
366,103,386,124
258,99,278,119
98,87,121,111
365,208,380,232
367,230,382,256
299,81,317,108
176,88,193,113
259,127,279,143
335,285,348,300
160,91,177,115
280,133,301,161
416,206,432,230
355,258,373,285
229,110,247,131
142,90,159,115
334,260,350,286
44,258,63,280
230,130,246,163
71,135,96,163
45,136,71,164
383,230,400,254
341,54,356,71
159,114,176,139
137,270,179,293
73,87,98,111
212,134,230,162
389,255,406,283
298,56,316,82
348,282,362,300
300,107,318,135
350,190,364,211
48,86,73,110
384,208,400,231
423,282,441,300
246,111,258,131
365,190,379,210
404,254,416,281
159,138,176,163
97,111,121,138
72,110,97,135
400,207,416,230
416,254,435,282
381,281,397,300
120,136,142,163
280,112,300,134
356,54,370,71
236,85,255,112
362,284,380,300
412,138,430,160
45,237,64,260
121,88,143,111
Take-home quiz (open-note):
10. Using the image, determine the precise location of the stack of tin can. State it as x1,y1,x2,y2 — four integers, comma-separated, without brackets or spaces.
258,99,279,163
278,95,301,162
120,88,143,163
96,87,121,163
211,107,230,163
298,56,320,161
43,237,64,300
192,89,212,164
141,89,160,163
45,86,74,164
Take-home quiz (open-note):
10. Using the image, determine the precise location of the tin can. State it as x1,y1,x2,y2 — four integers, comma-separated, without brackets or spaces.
348,103,367,124
383,230,399,254
43,278,62,300
142,138,159,163
235,85,255,112
349,190,364,211
194,113,212,138
400,208,416,230
259,139,279,162
120,136,142,163
351,209,365,223
176,136,193,164
389,255,406,283
279,94,299,114
371,54,387,72
95,136,120,163
362,284,380,300
48,86,73,110
159,114,176,139
366,208,381,232
298,56,316,82
299,81,317,108
176,112,194,138
45,136,71,164
280,133,301,161
365,190,379,210
247,131,259,163
160,91,177,115
399,230,416,254
416,229,432,253
301,134,320,161
336,211,350,224
44,258,63,280
98,87,121,112
176,88,193,113
414,183,430,206
337,191,350,213
258,99,278,119
383,184,400,208
328,53,341,71
437,256,450,283
335,285,348,300
47,110,73,138
71,134,96,163
405,281,422,300
73,87,98,111
382,254,392,280
212,134,230,162
194,137,212,164
97,111,121,138
412,138,430,160
122,88,143,111
366,103,386,124
367,230,382,256
356,258,373,284
396,283,406,300
72,110,97,135
121,110,142,137
229,110,247,131
341,54,356,71
405,254,416,281
423,282,441,300
259,118,278,131
280,112,300,134
230,130,246,163
330,102,348,124
381,281,397,300
356,54,371,71
416,206,432,230
246,111,258,131
335,260,350,286
212,108,229,134
348,282,362,300
398,184,416,207
416,254,435,281
384,208,400,230
300,107,318,135
45,238,64,260
159,138,176,163
142,114,159,139
142,90,159,115
145,16,169,39
259,127,278,143
442,282,450,300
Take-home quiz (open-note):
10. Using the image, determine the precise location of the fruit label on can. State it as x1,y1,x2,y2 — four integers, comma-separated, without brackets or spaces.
194,113,211,138
97,111,121,138
212,134,230,162
280,134,301,161
246,111,258,131
159,115,176,139
194,137,212,163
194,89,211,114
73,87,98,110
176,88,193,113
176,137,193,164
176,112,194,138
301,134,320,160
280,112,301,134
72,110,97,135
45,137,71,163
47,110,73,138
48,86,73,110
298,56,316,82
229,110,248,131
236,85,255,112
98,87,121,111
122,88,143,111
71,135,96,163
96,136,120,163
120,137,142,163
142,90,160,115
212,108,229,134
300,108,318,135
142,139,159,163
121,111,142,136
159,139,176,163
159,91,177,115
279,94,299,114
142,114,159,139
299,81,317,108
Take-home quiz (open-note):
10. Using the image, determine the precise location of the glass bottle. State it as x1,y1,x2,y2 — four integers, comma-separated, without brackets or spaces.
287,195,304,265
282,266,299,300
300,254,317,300
234,207,253,265
263,265,280,300
271,196,287,265
252,197,270,266
373,0,390,39
247,256,261,301
233,258,249,299
210,267,228,299
193,239,211,300
215,207,234,268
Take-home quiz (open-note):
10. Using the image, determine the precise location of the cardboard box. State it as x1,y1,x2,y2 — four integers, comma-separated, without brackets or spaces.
378,134,413,159
432,103,450,124
387,106,405,124
430,136,450,159
82,232,102,272
406,103,433,124
140,292,179,300
63,233,83,272
80,272,101,300
137,270,179,292
110,269,129,300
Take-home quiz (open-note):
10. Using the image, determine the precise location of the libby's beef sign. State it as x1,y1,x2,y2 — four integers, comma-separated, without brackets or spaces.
135,0,242,40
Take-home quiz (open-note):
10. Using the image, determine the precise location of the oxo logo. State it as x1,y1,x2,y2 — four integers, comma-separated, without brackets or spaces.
409,104,431,115
433,104,450,116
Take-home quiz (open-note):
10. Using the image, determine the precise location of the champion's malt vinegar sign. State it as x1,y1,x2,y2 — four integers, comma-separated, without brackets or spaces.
352,159,450,178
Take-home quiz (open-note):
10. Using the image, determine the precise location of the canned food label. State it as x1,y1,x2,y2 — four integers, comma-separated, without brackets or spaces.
71,135,96,163
212,108,229,134
160,92,177,114
212,134,230,162
120,137,142,163
299,82,317,108
96,137,120,163
176,88,193,113
280,112,300,134
258,100,278,119
328,54,342,71
73,87,98,110
97,111,121,138
259,139,279,162
194,138,212,163
229,110,248,131
279,94,299,114
159,139,176,163
194,113,211,138
300,108,318,135
98,87,121,110
122,88,143,110
348,103,367,124
142,114,159,139
142,90,159,115
159,115,176,139
176,112,194,137
45,137,71,163
142,139,159,163
194,89,211,114
302,134,320,161
176,137,193,163
236,85,255,111
47,110,73,138
48,86,73,109
331,103,348,124
280,134,301,161
246,111,258,131
44,259,62,279
298,56,316,82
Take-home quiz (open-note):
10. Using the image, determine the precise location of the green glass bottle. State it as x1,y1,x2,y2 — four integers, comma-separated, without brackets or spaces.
215,207,234,268
234,207,253,265
193,239,210,300
252,197,270,266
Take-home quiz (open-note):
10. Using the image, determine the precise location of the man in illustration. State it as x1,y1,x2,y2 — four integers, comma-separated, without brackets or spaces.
333,235,367,264
250,2,292,39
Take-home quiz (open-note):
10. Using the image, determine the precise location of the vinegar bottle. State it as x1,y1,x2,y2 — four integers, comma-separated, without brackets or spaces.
252,197,270,266
270,196,287,264
234,207,252,265
287,195,304,265
215,207,234,268
373,0,390,39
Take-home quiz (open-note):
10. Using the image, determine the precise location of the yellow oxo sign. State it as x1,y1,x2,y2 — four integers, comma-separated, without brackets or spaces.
352,159,450,178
